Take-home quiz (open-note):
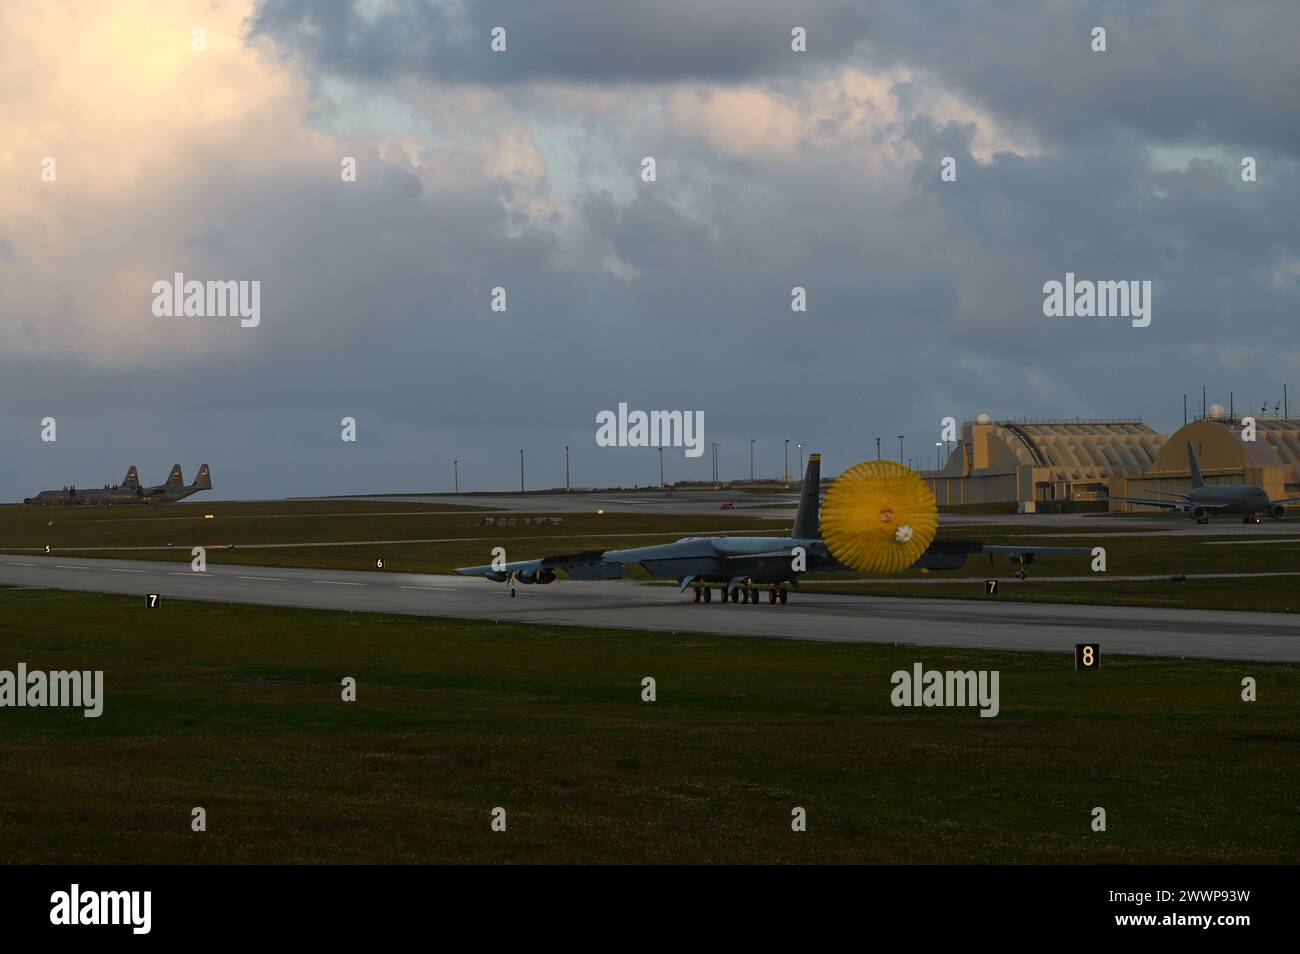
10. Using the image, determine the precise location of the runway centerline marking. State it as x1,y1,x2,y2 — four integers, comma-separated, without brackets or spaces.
397,585,457,592
55,565,90,570
238,575,284,582
4,562,37,567
312,580,365,586
107,568,146,573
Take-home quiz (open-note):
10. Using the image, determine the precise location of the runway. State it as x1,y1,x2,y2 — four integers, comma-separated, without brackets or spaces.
3,554,1298,663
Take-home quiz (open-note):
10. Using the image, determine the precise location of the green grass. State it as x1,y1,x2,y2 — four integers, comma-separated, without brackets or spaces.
0,500,775,575
1,588,1297,864
802,577,1300,613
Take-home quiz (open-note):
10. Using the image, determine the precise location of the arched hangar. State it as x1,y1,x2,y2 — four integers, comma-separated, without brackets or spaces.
925,418,1165,511
1107,417,1300,510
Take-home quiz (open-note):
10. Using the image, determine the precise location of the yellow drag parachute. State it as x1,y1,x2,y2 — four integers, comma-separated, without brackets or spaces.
820,461,938,573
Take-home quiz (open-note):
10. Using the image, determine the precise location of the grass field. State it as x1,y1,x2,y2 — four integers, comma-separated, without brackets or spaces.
0,499,774,578
800,576,1300,614
1,588,1297,864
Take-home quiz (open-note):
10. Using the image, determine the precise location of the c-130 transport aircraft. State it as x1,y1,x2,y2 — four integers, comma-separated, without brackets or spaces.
457,455,1095,603
23,464,212,506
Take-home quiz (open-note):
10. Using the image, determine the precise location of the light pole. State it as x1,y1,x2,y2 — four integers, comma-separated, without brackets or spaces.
797,443,803,482
565,445,570,492
750,440,755,482
519,449,525,494
898,435,905,464
658,446,664,488
712,442,719,487
453,459,459,494
875,436,881,461
935,441,942,471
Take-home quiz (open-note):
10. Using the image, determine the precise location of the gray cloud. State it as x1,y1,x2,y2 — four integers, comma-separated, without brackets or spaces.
251,0,867,85
252,0,1300,156
2,1,1298,501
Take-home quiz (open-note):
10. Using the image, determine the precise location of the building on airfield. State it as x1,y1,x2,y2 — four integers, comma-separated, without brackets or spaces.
923,417,1166,512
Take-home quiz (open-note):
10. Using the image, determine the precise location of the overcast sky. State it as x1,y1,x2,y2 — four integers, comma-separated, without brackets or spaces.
2,0,1298,499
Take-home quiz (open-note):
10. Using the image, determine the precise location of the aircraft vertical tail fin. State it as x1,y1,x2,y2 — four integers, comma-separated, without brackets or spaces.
165,464,183,487
1187,442,1205,489
192,464,212,490
793,453,822,539
123,466,139,489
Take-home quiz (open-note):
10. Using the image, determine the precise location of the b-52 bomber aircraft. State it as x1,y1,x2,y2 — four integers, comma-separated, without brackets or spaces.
1105,443,1300,524
457,455,1094,604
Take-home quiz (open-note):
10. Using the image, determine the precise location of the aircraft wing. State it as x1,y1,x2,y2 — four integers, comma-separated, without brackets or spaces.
456,537,764,583
457,538,736,581
1271,497,1300,506
912,539,1097,571
724,549,799,561
455,550,628,581
976,545,1096,556
1100,495,1217,511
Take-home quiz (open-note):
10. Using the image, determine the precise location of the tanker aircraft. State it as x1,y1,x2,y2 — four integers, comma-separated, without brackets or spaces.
1105,443,1300,524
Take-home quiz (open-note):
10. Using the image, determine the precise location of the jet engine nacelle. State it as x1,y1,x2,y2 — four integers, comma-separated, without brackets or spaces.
1191,506,1209,522
516,570,557,585
1269,502,1287,520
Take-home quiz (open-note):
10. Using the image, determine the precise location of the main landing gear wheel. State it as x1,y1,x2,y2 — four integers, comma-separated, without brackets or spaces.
768,588,777,604
779,588,788,604
729,587,741,603
703,587,712,603
693,588,702,603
